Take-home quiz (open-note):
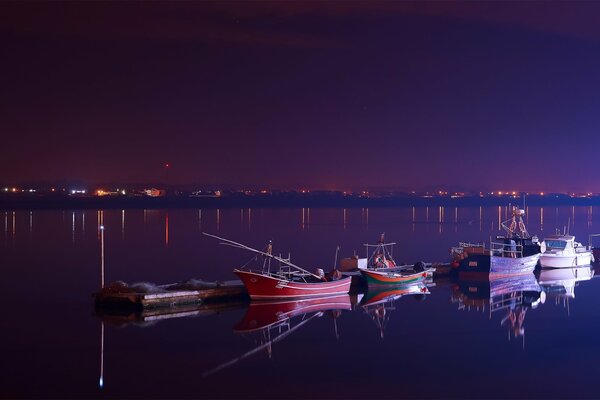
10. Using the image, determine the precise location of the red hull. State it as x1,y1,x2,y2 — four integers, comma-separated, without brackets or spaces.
234,295,352,332
234,269,352,300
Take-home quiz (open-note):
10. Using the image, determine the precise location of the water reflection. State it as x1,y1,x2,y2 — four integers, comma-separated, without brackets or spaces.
7,207,600,398
538,266,594,304
165,212,169,247
451,274,543,343
95,300,246,328
358,283,429,339
205,295,351,377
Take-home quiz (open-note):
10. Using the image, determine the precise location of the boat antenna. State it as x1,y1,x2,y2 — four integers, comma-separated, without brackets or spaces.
333,245,340,270
202,232,321,280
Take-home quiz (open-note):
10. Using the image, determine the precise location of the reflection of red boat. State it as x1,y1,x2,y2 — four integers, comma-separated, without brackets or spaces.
205,232,352,300
234,294,352,332
204,295,350,377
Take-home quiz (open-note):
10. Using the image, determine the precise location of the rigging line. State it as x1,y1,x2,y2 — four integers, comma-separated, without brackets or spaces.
204,232,321,280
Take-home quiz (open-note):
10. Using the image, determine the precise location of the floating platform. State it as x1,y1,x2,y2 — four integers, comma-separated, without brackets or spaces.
94,278,248,309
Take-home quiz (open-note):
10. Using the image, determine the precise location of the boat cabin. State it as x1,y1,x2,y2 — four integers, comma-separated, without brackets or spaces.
541,235,578,253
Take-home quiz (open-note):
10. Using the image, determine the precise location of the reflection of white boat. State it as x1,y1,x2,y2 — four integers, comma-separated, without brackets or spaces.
538,266,594,298
540,235,593,268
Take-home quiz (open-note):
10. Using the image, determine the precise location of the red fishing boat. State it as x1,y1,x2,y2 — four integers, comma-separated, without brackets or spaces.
204,233,352,300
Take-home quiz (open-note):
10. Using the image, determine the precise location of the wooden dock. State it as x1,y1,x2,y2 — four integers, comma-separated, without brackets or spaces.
94,279,248,309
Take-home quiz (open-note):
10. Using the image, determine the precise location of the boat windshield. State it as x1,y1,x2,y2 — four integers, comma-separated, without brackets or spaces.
545,240,567,250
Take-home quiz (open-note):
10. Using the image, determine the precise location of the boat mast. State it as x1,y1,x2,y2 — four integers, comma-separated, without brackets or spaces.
501,207,530,239
203,232,322,279
364,233,396,265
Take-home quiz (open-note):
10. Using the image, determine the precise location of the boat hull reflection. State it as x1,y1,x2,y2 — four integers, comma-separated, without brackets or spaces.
538,265,594,299
452,273,543,341
205,295,351,377
234,294,351,332
359,283,430,338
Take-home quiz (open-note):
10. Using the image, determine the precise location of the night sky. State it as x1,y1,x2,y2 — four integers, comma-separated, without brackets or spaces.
2,1,600,191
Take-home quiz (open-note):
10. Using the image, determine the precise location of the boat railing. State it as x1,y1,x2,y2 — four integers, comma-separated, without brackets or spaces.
459,242,486,248
451,242,485,254
490,241,524,258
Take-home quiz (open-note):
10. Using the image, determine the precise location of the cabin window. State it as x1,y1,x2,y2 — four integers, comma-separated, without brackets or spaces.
545,240,567,250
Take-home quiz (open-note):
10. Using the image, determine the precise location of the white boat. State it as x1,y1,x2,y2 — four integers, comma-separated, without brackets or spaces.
539,235,593,268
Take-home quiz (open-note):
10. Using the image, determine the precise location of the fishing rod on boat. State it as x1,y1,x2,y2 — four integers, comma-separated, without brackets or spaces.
202,232,322,280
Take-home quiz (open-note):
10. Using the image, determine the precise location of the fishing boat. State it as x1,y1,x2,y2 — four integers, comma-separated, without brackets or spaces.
345,234,434,286
450,207,541,278
203,233,352,300
539,234,593,268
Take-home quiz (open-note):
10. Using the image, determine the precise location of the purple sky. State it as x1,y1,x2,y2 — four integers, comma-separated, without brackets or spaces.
2,1,600,191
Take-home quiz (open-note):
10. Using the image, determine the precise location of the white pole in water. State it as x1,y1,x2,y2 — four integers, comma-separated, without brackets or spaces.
100,225,105,289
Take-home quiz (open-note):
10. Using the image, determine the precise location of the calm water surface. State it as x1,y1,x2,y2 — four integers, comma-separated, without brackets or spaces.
2,206,600,399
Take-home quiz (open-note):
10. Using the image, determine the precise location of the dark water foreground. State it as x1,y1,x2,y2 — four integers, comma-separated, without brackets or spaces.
2,206,600,399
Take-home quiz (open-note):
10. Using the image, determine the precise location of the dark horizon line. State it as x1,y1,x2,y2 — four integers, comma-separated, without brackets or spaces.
0,181,596,196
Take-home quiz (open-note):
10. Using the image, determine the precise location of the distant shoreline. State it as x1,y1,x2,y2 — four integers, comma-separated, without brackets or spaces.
1,194,599,210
